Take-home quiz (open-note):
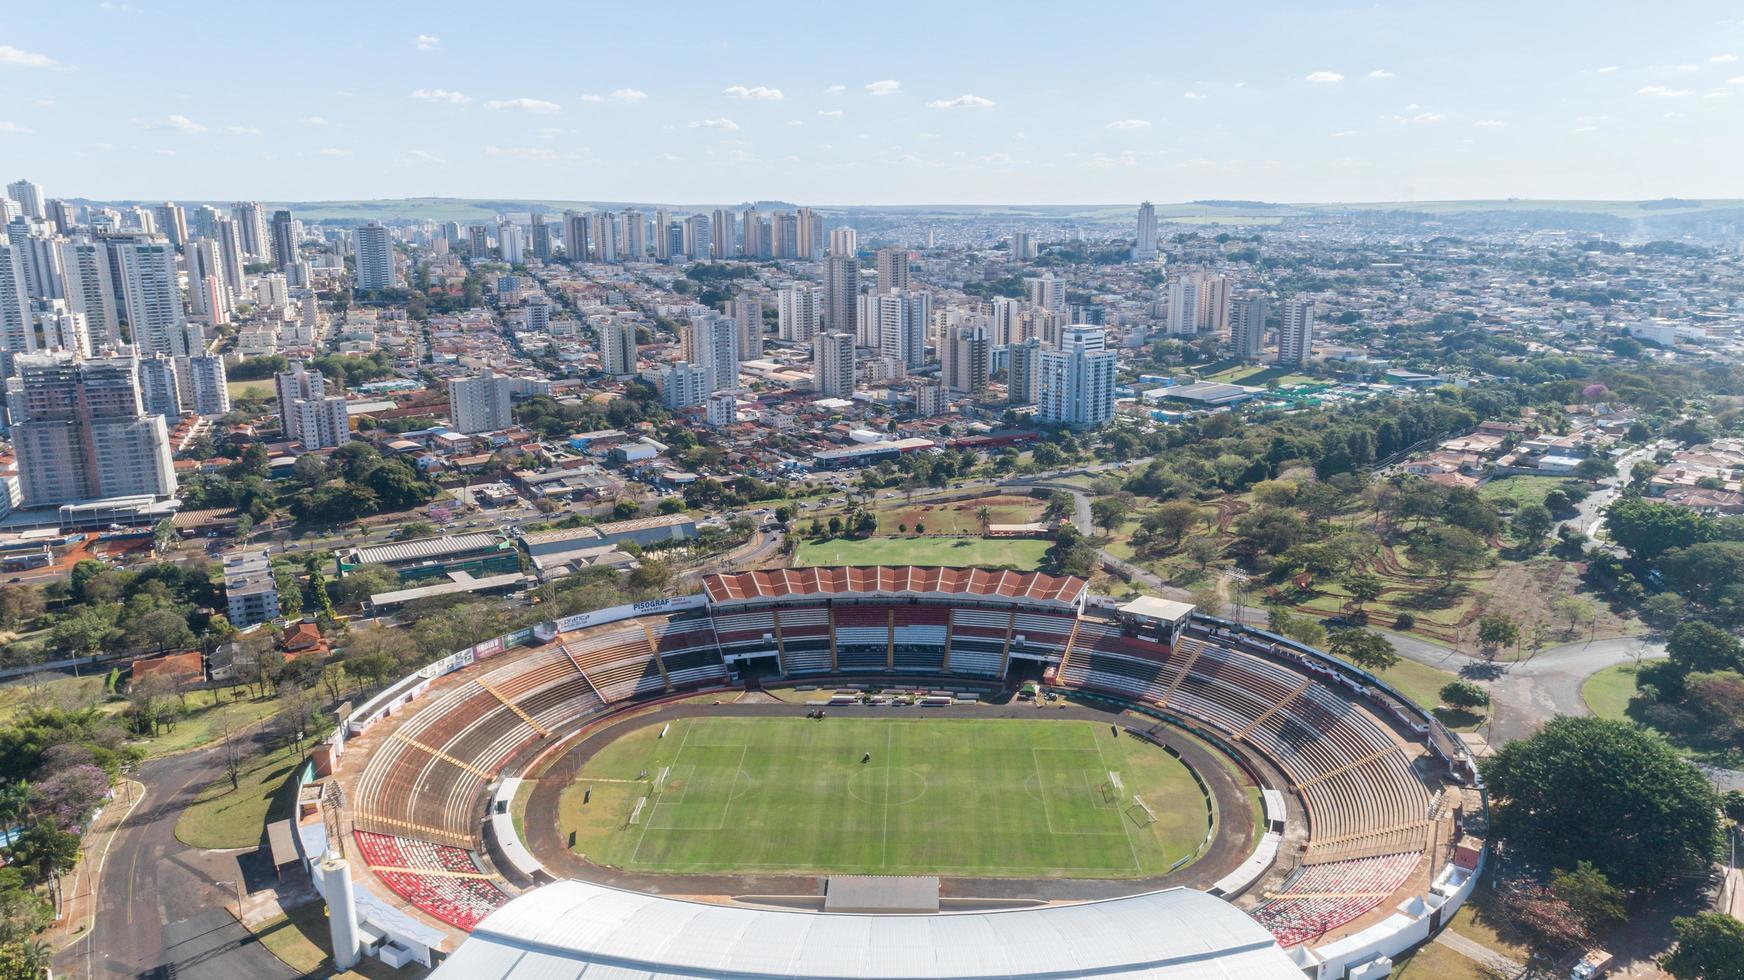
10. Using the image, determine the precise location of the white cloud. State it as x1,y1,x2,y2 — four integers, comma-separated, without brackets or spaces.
313,147,352,157
817,109,844,118
865,79,902,96
1393,110,1445,124
579,88,647,104
1637,85,1694,98
823,84,845,95
487,97,561,114
1330,130,1357,137
535,126,576,138
98,1,146,11
411,88,470,104
689,117,739,130
1182,91,1205,100
1106,119,1152,129
1305,71,1344,83
1368,69,1394,78
405,149,445,164
302,115,331,126
483,145,559,160
1594,65,1620,73
1713,54,1741,64
723,84,783,101
413,33,440,51
1675,63,1701,72
0,122,32,134
0,45,67,70
221,123,262,135
1473,119,1508,127
927,93,995,109
154,114,206,133
1728,76,1744,85
659,152,682,162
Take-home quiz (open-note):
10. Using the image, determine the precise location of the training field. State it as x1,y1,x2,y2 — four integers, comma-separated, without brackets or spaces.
559,716,1221,878
791,536,1050,570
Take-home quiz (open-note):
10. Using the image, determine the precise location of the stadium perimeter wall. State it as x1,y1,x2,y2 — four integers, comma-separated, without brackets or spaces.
294,596,1487,979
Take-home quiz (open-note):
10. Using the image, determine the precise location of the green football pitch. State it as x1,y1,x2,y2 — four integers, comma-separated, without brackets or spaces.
558,716,1229,878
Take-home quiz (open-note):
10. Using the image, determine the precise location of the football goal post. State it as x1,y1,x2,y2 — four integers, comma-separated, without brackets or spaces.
1126,796,1158,827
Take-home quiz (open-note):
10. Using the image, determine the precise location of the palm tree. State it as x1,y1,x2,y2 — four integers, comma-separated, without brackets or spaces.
977,506,993,535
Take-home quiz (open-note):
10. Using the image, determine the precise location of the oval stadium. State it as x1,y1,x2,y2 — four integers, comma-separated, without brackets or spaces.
291,566,1487,980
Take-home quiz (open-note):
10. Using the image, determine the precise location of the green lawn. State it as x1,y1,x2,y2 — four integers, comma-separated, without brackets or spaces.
560,717,1223,878
0,674,108,724
254,901,424,979
175,743,302,849
132,688,286,758
1478,476,1569,511
226,379,274,401
792,536,1050,569
1581,663,1639,721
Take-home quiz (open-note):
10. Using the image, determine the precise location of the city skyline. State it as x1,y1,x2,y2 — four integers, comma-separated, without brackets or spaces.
6,1,1744,204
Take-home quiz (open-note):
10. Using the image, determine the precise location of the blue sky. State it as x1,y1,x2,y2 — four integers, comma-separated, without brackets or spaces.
5,0,1744,205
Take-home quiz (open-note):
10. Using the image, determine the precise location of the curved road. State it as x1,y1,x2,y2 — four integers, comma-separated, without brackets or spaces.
57,739,295,980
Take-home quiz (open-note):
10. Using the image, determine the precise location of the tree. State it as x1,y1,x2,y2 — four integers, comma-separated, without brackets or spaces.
1188,584,1223,617
1726,790,1744,825
1410,526,1488,584
134,608,195,653
1555,595,1597,638
1090,496,1132,537
1511,503,1554,549
1667,620,1744,675
1605,496,1715,561
1482,716,1721,893
1439,680,1490,709
1663,913,1744,980
1042,491,1075,522
1144,500,1204,549
1342,572,1384,610
1326,627,1398,671
976,506,992,534
1184,536,1222,572
1550,861,1627,931
1476,612,1520,659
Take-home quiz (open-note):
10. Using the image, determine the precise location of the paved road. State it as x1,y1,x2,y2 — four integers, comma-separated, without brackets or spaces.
57,739,292,980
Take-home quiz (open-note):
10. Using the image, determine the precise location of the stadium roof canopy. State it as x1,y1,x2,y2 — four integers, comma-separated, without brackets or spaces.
431,880,1303,979
703,566,1087,608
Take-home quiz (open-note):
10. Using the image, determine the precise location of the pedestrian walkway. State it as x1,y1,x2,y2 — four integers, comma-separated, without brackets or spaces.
48,777,144,951
1435,928,1524,976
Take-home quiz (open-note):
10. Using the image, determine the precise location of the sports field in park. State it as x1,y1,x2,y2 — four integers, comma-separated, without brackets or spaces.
558,716,1222,878
791,536,1050,570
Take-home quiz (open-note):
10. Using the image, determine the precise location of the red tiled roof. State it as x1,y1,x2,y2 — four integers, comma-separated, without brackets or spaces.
703,566,1086,606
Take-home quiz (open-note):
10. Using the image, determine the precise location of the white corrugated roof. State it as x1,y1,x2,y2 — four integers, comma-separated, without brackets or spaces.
431,880,1301,979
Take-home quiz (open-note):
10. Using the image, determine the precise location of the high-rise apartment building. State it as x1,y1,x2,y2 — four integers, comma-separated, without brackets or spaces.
530,213,553,263
1229,291,1267,361
591,212,618,263
1038,326,1117,430
941,321,991,395
354,222,396,290
778,284,822,343
269,209,296,268
8,353,177,507
562,210,590,262
275,361,350,449
136,354,183,418
875,247,910,293
1166,273,1201,335
1007,338,1046,406
812,331,856,399
683,214,711,260
725,297,764,361
870,291,930,370
684,312,740,394
1132,201,1158,262
823,255,859,335
621,208,646,261
710,209,734,259
597,315,639,376
447,369,515,434
829,226,857,257
5,181,45,221
1279,299,1314,367
796,207,823,259
116,241,190,356
1026,272,1066,313
497,221,523,265
232,202,270,262
0,244,31,356
659,362,710,410
55,240,119,346
177,354,230,415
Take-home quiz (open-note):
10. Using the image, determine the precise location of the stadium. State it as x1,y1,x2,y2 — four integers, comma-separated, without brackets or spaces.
292,566,1487,979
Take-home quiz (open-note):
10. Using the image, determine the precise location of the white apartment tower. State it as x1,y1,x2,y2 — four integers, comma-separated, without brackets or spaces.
597,316,639,376
778,284,822,343
871,291,931,370
275,361,350,449
684,312,740,394
812,331,857,399
116,241,190,356
1038,326,1117,430
659,362,710,410
6,181,45,221
447,370,515,434
1279,299,1314,367
354,222,396,290
1230,291,1267,361
1132,201,1158,262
